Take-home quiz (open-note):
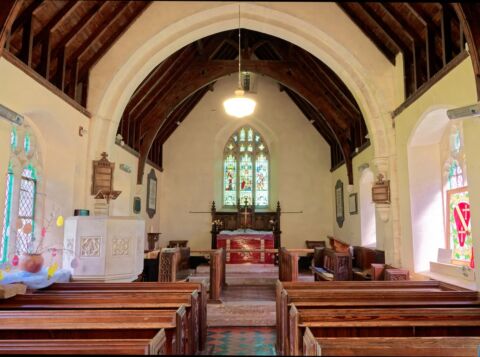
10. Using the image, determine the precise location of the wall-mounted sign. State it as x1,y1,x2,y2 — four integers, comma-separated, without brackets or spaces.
146,169,157,218
335,180,344,228
372,173,390,204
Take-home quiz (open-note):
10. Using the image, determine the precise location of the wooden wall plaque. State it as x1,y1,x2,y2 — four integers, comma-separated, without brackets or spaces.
91,152,115,195
372,173,390,204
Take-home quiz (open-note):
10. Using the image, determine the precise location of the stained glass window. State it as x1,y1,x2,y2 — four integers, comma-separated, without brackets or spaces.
255,154,269,206
16,165,36,254
223,155,237,206
444,124,472,267
446,188,472,267
10,127,17,149
222,126,269,207
1,165,14,263
448,160,464,189
239,154,253,205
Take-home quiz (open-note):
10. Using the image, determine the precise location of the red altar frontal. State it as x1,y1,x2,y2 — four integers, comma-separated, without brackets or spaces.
216,230,275,264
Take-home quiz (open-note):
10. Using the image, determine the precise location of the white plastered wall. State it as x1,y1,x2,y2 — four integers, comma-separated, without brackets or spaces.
395,56,480,289
0,57,89,265
159,75,333,249
330,146,375,248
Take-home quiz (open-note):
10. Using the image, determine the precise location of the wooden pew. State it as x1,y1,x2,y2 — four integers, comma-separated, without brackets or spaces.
0,291,197,355
311,247,352,281
43,281,207,352
275,280,480,355
351,246,385,281
0,308,184,355
291,305,480,355
279,247,299,282
371,263,410,281
159,247,192,282
0,330,166,354
302,327,480,356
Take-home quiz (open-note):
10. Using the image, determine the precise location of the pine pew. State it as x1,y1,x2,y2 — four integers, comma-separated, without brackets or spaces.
42,281,207,351
0,291,198,355
276,280,480,355
0,309,183,354
0,330,166,355
291,305,480,356
302,328,480,356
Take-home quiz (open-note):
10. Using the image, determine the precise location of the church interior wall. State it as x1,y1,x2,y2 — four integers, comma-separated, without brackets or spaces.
158,74,333,249
109,144,163,248
0,57,89,265
87,1,396,180
330,145,374,247
394,56,480,288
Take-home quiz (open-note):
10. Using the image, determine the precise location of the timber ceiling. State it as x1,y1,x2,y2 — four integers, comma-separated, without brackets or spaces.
0,1,469,183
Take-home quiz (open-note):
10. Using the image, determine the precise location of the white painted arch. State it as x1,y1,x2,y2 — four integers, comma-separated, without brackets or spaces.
88,2,394,177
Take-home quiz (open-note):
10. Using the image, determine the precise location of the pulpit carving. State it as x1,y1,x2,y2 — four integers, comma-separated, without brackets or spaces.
112,238,129,256
80,236,101,257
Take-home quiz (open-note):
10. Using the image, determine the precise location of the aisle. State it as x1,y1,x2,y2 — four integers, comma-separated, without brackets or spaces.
207,327,276,356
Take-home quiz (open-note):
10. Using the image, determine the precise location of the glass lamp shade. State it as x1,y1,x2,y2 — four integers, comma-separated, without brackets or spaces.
223,89,256,118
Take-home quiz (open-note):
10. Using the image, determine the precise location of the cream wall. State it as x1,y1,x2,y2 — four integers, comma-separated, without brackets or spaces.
159,75,333,249
395,56,480,287
330,146,374,248
109,145,162,247
0,57,89,265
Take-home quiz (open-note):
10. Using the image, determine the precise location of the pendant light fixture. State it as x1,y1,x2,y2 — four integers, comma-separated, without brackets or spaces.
223,5,256,118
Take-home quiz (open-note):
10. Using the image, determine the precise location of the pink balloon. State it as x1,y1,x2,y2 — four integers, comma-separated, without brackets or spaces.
51,248,57,257
16,219,23,230
22,223,32,234
41,227,47,238
70,258,79,269
12,255,19,266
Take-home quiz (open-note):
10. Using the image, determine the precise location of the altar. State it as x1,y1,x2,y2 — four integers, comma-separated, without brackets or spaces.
216,229,275,264
210,200,281,264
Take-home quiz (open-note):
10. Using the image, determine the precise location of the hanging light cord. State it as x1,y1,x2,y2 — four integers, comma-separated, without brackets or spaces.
238,4,242,90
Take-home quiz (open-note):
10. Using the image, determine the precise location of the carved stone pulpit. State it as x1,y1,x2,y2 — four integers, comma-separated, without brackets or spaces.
63,216,145,282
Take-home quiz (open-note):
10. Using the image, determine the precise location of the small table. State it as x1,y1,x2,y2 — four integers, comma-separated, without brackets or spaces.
168,240,188,248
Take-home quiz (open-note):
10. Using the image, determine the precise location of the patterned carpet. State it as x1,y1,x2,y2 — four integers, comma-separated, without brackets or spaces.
207,327,276,355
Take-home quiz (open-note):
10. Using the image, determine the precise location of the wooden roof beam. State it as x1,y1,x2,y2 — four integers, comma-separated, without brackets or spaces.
337,3,396,64
136,59,352,185
0,0,22,53
76,2,150,85
36,1,78,77
49,1,105,86
66,2,130,98
10,0,42,33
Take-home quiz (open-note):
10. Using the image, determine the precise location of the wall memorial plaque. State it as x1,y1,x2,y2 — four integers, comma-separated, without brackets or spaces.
335,180,344,228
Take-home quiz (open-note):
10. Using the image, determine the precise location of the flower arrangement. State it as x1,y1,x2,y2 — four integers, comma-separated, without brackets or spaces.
15,207,64,255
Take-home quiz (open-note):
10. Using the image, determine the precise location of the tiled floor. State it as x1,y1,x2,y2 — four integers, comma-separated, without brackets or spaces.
207,327,276,356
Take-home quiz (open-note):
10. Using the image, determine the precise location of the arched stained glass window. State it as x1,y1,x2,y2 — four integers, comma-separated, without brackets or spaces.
16,164,37,254
223,126,269,207
444,125,472,267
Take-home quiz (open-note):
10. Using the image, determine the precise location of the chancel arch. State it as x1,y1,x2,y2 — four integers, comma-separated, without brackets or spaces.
89,2,393,191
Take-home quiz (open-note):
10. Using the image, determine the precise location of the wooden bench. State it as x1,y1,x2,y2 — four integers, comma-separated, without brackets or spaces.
302,327,480,356
327,236,351,253
0,330,166,354
311,247,352,281
0,308,184,354
291,305,480,355
0,290,198,354
159,247,192,282
43,281,207,352
371,263,410,280
276,280,480,355
279,247,299,282
351,246,385,281
190,248,226,303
